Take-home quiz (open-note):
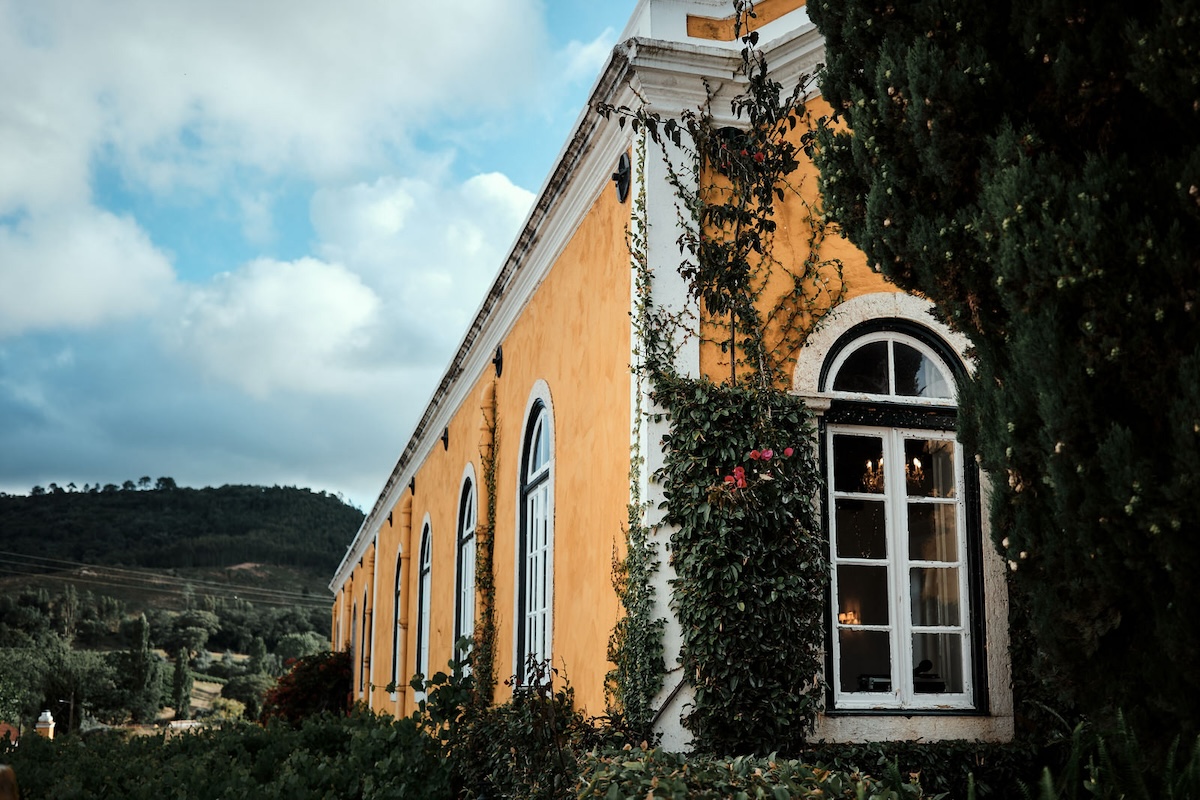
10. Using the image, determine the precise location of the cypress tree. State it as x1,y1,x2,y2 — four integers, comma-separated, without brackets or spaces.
808,0,1200,741
172,647,193,721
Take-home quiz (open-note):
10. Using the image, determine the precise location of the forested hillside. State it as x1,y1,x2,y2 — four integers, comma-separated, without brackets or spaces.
0,481,363,571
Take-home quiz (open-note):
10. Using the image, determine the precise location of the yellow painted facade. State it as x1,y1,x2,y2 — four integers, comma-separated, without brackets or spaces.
330,0,1012,745
341,181,633,717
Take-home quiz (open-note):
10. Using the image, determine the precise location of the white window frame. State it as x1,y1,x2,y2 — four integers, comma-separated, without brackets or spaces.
827,424,974,711
516,386,554,681
415,520,432,682
391,549,403,696
455,471,478,667
822,324,983,713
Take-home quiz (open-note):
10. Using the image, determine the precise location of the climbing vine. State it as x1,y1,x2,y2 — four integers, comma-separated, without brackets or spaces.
606,135,667,737
473,392,499,703
599,0,842,753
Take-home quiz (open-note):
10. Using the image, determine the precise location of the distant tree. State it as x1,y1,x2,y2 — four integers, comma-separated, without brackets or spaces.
275,632,327,663
171,647,193,720
247,637,268,674
121,480,136,491
30,485,45,496
138,476,151,490
155,477,177,491
55,584,79,644
116,614,163,723
102,484,118,494
222,673,274,720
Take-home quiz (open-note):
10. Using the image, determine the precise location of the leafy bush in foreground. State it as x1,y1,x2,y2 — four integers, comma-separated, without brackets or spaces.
1,711,449,800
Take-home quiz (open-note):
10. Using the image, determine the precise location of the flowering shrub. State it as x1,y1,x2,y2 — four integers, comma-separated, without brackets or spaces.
656,376,827,754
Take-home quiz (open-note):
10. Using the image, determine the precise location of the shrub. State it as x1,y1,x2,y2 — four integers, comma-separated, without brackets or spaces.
579,747,929,799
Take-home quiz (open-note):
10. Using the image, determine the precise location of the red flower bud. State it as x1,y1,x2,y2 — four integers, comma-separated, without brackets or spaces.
749,450,761,460
783,447,794,457
753,151,765,163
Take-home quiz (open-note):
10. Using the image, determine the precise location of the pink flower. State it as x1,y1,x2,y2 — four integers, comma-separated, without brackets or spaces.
748,450,761,460
761,449,774,461
733,466,746,479
723,475,736,486
783,447,794,457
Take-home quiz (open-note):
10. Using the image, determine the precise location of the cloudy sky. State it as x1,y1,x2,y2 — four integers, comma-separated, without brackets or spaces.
0,0,639,508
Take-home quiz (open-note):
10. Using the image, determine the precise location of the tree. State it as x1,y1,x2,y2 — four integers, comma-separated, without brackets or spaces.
117,614,163,723
808,0,1200,742
171,647,193,720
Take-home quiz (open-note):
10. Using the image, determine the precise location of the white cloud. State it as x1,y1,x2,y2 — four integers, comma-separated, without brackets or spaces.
0,0,550,213
174,257,382,397
311,169,534,354
558,28,620,85
0,209,175,337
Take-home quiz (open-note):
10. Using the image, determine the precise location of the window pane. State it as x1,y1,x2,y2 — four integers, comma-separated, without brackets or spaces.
894,342,953,399
839,629,891,692
908,504,958,562
835,343,892,395
835,499,887,559
832,340,889,394
904,438,956,498
832,434,885,494
913,633,964,693
910,567,960,626
837,564,889,625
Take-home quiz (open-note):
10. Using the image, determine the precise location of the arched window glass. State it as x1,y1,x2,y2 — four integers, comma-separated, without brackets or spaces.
455,478,477,666
415,524,432,680
829,332,954,402
518,401,552,678
822,324,981,712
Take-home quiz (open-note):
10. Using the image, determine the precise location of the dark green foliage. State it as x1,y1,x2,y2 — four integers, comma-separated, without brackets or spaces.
223,672,276,721
261,649,351,726
171,647,193,720
0,710,451,800
114,614,163,723
0,483,362,571
654,377,826,753
411,653,630,800
808,0,1200,743
579,747,929,799
798,739,1040,799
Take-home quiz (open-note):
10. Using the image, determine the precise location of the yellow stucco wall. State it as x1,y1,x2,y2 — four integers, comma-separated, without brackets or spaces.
348,176,632,717
698,96,897,383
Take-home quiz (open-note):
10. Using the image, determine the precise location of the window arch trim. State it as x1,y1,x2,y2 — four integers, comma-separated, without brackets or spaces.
455,464,478,664
515,381,555,680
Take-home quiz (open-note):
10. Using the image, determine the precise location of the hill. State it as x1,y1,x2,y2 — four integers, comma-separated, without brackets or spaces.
0,482,364,573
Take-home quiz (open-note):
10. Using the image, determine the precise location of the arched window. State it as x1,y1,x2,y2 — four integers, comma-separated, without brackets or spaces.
359,590,369,696
415,523,432,680
517,400,553,677
391,550,403,692
350,602,359,694
455,477,477,665
822,322,984,712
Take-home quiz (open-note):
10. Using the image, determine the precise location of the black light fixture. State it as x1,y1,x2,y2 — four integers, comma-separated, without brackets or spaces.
387,511,393,527
441,427,449,450
612,152,631,203
409,477,416,496
492,344,504,378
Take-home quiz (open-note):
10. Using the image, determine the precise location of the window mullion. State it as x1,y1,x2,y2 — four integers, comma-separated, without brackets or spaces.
888,428,913,706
